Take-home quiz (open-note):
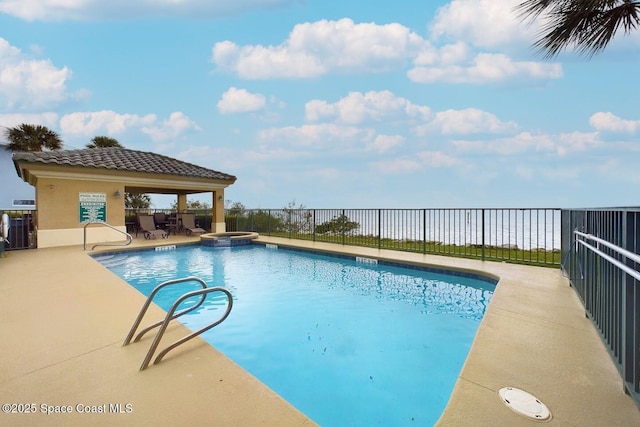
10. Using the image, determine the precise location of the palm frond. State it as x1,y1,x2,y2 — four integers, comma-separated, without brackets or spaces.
516,0,640,58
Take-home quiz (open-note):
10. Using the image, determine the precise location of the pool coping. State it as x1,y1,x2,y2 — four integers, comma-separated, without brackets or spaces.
1,234,639,426
251,240,500,285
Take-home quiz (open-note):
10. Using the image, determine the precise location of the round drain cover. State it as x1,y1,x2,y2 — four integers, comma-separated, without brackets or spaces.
498,387,551,421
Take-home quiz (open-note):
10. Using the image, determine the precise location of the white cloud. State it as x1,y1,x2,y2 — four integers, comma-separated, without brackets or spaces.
217,87,267,114
212,18,427,79
0,37,81,110
553,131,602,155
371,157,423,174
59,110,199,141
142,112,201,141
305,90,431,124
451,131,601,156
414,42,470,66
589,112,640,133
416,108,518,135
429,0,536,49
243,147,302,162
258,123,376,149
0,112,58,129
60,110,156,135
212,17,561,84
369,135,404,153
408,53,562,84
0,0,297,21
371,150,459,174
416,150,459,167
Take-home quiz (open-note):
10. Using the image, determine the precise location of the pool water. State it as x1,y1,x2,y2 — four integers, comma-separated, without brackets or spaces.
96,244,495,426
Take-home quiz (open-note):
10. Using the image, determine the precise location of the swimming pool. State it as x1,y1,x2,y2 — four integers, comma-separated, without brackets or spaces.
95,244,495,426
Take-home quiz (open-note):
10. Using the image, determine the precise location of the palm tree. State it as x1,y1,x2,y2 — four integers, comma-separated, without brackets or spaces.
86,135,122,148
3,123,63,152
125,193,151,209
516,0,640,58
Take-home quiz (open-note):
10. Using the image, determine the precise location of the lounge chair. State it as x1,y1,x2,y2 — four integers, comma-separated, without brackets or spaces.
138,214,168,239
154,212,168,230
181,213,206,235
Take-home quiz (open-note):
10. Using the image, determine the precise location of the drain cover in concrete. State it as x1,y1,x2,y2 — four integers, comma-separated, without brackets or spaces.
498,387,551,421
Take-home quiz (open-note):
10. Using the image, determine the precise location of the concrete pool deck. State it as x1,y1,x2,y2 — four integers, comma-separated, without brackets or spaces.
0,235,638,426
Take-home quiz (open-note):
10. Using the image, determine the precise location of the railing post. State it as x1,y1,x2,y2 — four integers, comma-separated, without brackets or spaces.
341,209,346,246
378,209,382,250
422,209,427,254
622,210,638,393
481,209,486,261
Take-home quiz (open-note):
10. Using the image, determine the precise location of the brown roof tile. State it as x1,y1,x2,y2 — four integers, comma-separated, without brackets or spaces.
12,147,236,182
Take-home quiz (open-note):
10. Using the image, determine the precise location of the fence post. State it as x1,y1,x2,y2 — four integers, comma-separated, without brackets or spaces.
481,209,486,261
622,210,638,393
378,209,382,250
422,209,427,254
341,209,345,246
313,209,316,242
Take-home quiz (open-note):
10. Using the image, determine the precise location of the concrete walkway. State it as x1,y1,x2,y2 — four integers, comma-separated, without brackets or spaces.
0,235,638,426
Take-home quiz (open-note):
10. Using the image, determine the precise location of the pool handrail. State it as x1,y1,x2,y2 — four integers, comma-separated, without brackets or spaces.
574,230,640,280
122,276,234,371
141,286,233,370
83,221,133,251
123,276,208,345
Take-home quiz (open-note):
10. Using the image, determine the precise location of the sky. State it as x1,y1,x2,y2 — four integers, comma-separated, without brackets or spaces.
0,0,638,209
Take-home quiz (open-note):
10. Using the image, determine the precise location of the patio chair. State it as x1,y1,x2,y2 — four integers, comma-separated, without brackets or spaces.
181,213,206,235
138,214,168,239
154,212,168,230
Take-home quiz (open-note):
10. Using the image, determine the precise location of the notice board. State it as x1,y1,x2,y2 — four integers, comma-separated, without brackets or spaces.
79,192,106,223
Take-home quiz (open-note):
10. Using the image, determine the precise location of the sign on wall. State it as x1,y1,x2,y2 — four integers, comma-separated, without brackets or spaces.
79,192,106,223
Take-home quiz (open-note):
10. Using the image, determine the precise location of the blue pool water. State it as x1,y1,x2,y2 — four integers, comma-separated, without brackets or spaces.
96,244,495,426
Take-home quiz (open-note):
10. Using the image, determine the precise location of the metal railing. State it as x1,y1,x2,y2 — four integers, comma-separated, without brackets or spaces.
562,208,640,407
225,208,561,266
0,209,35,250
123,276,233,371
83,221,133,251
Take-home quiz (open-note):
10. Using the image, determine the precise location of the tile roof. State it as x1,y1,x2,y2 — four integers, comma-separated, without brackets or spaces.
12,147,236,182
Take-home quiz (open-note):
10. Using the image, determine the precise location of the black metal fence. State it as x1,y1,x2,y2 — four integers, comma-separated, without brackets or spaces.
562,208,640,407
0,210,35,251
226,208,561,266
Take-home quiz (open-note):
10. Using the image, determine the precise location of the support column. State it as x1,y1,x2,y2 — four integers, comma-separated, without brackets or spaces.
177,194,187,213
212,190,226,232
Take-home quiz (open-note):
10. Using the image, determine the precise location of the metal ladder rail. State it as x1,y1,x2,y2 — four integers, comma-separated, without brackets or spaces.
123,277,208,345
139,286,233,371
83,221,133,251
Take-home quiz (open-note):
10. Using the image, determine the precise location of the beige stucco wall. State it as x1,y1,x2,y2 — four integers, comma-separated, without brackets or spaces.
36,177,126,248
212,190,225,233
15,159,235,248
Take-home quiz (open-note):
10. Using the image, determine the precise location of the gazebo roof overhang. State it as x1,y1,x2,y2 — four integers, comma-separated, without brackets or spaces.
12,147,237,195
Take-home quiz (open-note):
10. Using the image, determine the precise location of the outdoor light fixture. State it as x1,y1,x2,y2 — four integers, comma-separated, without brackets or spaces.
218,195,224,201
114,190,122,198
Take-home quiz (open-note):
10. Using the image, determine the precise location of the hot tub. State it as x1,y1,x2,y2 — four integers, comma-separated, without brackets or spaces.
200,232,259,247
